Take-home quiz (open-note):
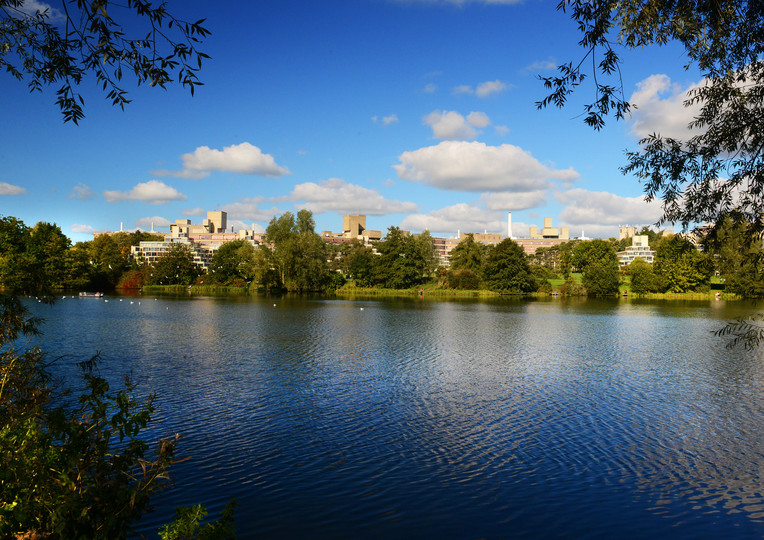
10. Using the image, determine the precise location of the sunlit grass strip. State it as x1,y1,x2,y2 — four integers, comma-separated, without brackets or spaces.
334,284,499,297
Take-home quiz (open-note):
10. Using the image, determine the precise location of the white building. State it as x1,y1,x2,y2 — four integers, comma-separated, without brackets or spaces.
131,211,262,270
617,235,656,266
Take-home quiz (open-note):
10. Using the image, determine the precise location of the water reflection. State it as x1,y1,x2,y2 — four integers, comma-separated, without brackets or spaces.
26,295,764,539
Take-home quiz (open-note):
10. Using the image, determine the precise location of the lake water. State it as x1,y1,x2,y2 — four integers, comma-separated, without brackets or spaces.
27,294,764,538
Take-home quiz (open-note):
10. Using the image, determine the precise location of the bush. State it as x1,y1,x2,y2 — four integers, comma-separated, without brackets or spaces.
0,296,178,538
447,268,481,290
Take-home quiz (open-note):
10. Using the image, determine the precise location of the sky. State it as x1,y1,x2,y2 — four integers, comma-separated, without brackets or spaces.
0,0,705,243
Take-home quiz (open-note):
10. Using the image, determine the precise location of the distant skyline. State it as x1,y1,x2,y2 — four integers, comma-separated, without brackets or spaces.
1,0,701,242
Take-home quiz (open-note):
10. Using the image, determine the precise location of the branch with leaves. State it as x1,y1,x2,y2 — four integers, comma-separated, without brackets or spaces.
1,0,210,123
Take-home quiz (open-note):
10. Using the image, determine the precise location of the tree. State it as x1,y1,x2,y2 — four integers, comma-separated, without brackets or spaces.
482,239,537,293
628,257,662,294
1,0,210,123
145,242,200,285
0,215,32,293
571,239,617,273
27,221,71,286
0,296,178,537
373,227,432,289
449,233,486,274
208,239,259,285
264,210,330,292
582,261,620,295
653,235,713,292
539,1,764,233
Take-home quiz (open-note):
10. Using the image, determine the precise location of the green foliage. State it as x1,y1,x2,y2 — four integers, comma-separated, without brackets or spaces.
208,240,260,285
715,315,764,350
725,263,764,298
571,239,618,273
627,257,662,294
540,0,764,231
482,239,537,293
0,296,178,538
159,499,237,540
343,241,377,287
264,210,330,292
1,0,210,123
446,268,481,290
654,235,713,292
373,227,433,289
145,243,201,286
582,262,620,296
448,233,486,274
560,276,587,297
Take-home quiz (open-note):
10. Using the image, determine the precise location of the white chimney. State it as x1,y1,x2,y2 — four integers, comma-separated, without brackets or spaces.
120,222,123,232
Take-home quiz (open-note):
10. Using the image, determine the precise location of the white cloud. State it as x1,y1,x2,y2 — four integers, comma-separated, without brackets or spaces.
383,114,399,125
423,83,437,93
0,182,25,195
70,224,96,234
424,110,491,139
452,80,510,97
103,180,187,205
480,191,547,211
287,178,417,215
628,74,704,140
524,58,556,72
475,80,508,97
69,182,95,200
394,141,578,192
181,207,205,216
134,216,172,229
494,125,509,136
18,0,64,21
219,197,282,222
399,203,508,235
154,142,290,178
556,188,664,237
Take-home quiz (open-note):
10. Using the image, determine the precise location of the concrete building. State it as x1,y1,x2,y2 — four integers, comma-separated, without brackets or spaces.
514,217,571,255
619,225,638,240
131,210,262,270
617,235,656,266
321,214,382,244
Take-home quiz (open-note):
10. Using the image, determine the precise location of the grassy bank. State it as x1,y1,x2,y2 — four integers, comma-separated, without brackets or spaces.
335,284,500,297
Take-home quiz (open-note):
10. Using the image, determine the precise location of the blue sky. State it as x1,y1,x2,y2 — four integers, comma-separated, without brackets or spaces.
0,0,704,243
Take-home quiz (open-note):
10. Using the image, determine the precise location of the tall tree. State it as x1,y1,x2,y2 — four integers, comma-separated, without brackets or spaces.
145,242,199,286
539,0,764,233
1,0,210,123
482,239,537,293
449,233,486,274
653,235,713,292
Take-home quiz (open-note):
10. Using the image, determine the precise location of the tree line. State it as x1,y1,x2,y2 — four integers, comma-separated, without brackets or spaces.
2,213,763,297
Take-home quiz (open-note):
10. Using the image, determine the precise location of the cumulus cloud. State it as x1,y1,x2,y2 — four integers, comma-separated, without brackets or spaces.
628,74,704,140
103,180,187,205
154,142,290,179
135,216,172,230
480,191,547,211
399,203,508,236
69,183,95,200
494,125,509,136
0,182,25,196
394,141,578,192
18,0,64,21
219,197,282,222
423,83,437,93
424,110,491,139
524,58,556,72
373,114,399,125
452,80,510,97
181,207,205,216
286,178,417,215
556,188,664,237
71,224,96,234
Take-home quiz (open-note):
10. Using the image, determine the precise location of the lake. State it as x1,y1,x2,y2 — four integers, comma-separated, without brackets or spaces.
27,294,764,538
